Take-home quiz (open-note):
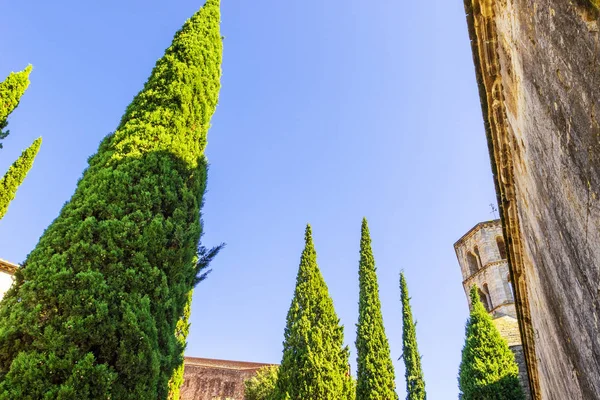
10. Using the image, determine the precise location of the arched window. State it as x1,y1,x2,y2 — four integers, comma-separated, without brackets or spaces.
482,283,493,312
474,246,483,268
496,237,507,259
466,252,479,276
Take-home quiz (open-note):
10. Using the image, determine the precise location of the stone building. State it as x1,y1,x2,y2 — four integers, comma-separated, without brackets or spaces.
0,259,18,301
181,357,275,400
454,220,530,398
464,0,600,398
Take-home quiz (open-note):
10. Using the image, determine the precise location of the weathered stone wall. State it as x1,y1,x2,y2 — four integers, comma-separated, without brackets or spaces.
0,260,17,302
180,358,274,400
0,271,14,301
464,0,600,398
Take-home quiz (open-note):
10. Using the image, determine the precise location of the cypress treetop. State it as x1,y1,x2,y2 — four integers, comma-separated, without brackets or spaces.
400,272,426,400
0,1,222,399
355,218,398,400
0,65,32,146
275,224,353,400
458,285,524,400
0,137,42,221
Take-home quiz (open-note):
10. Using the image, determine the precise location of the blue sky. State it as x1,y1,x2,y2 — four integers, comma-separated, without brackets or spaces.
0,1,497,398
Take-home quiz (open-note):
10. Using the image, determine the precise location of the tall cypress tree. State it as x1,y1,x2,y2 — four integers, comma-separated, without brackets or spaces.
275,225,353,400
0,66,32,147
355,218,398,400
0,137,42,221
458,286,524,400
0,1,222,399
400,272,426,400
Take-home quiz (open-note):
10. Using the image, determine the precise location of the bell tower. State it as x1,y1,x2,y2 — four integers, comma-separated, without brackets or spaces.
454,219,530,398
454,219,515,318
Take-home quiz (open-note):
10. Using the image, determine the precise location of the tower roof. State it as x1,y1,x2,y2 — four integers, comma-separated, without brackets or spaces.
453,219,501,249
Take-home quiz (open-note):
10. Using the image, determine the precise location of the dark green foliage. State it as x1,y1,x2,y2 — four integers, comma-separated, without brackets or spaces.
458,286,524,400
400,272,426,400
0,1,222,399
0,137,41,221
0,66,31,147
167,245,222,400
355,218,398,400
274,225,353,400
244,365,279,400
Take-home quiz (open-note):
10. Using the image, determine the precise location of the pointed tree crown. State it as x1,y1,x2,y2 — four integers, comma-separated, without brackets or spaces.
275,224,352,399
400,272,427,400
355,218,398,400
0,65,32,144
458,285,524,399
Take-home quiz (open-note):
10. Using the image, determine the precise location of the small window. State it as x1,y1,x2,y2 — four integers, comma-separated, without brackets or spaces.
482,283,493,312
496,237,507,259
474,246,483,268
467,252,479,276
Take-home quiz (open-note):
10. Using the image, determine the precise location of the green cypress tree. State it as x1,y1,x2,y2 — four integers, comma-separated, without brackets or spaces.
400,272,426,400
355,218,398,400
244,365,279,400
0,137,42,221
0,65,32,147
275,225,353,400
0,1,222,399
458,286,524,400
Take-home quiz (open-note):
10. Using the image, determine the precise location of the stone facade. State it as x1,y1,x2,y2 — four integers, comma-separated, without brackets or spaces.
0,259,18,301
464,0,600,398
181,357,275,400
455,220,531,399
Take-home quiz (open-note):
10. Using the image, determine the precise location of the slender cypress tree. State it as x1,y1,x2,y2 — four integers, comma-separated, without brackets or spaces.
0,66,32,147
275,225,353,400
458,286,524,400
0,1,222,399
0,137,41,221
355,218,398,400
400,272,426,400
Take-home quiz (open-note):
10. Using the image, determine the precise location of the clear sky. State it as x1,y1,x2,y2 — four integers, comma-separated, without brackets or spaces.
0,1,498,398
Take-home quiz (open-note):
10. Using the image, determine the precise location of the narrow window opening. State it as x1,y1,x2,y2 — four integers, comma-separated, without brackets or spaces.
496,237,507,259
467,252,479,276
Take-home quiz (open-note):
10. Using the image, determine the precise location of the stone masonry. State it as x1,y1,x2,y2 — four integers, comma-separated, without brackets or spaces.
180,357,275,400
0,259,18,302
455,220,531,399
464,0,600,398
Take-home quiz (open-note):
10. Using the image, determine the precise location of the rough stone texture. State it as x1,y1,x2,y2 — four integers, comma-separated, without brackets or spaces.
455,220,516,318
455,221,531,399
180,357,275,400
464,1,600,399
0,259,17,301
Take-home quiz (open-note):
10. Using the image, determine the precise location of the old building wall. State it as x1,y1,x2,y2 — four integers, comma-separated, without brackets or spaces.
180,357,274,400
0,260,17,301
465,1,600,398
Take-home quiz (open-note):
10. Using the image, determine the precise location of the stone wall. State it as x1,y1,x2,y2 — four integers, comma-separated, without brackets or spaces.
0,260,17,301
180,357,274,400
464,0,600,398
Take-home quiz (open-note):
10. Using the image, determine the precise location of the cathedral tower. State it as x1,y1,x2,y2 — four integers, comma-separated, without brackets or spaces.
455,219,530,399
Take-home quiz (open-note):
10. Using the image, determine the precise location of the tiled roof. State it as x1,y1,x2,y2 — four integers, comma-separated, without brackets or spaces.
184,356,276,371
